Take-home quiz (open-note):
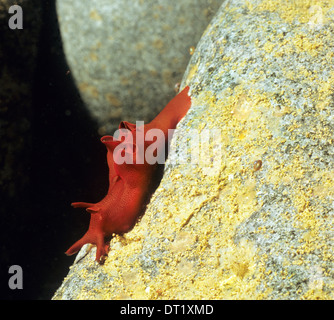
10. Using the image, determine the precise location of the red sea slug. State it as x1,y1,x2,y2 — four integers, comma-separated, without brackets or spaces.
65,86,191,262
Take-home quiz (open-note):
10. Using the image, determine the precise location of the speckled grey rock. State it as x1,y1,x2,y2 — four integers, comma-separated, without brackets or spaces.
54,0,334,300
56,0,222,133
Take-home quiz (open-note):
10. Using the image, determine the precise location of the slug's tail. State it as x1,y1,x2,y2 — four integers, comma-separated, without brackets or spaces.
148,85,191,131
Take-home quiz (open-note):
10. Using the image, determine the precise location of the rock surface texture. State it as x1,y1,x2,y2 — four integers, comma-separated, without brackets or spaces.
54,0,334,299
56,0,222,133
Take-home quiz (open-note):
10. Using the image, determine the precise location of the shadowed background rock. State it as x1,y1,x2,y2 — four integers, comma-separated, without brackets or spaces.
1,0,111,299
53,0,334,300
0,0,41,205
0,0,43,299
56,0,223,134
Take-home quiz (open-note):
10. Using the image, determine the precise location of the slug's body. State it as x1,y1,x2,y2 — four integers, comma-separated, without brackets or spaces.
66,86,191,262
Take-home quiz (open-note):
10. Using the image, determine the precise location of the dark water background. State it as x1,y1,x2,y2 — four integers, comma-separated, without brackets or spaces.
1,1,108,299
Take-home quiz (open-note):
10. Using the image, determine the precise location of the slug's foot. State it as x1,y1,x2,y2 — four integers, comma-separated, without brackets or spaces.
96,242,110,264
66,240,110,264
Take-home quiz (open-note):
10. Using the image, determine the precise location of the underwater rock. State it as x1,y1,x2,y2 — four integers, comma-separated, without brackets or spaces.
53,0,334,299
56,0,222,133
